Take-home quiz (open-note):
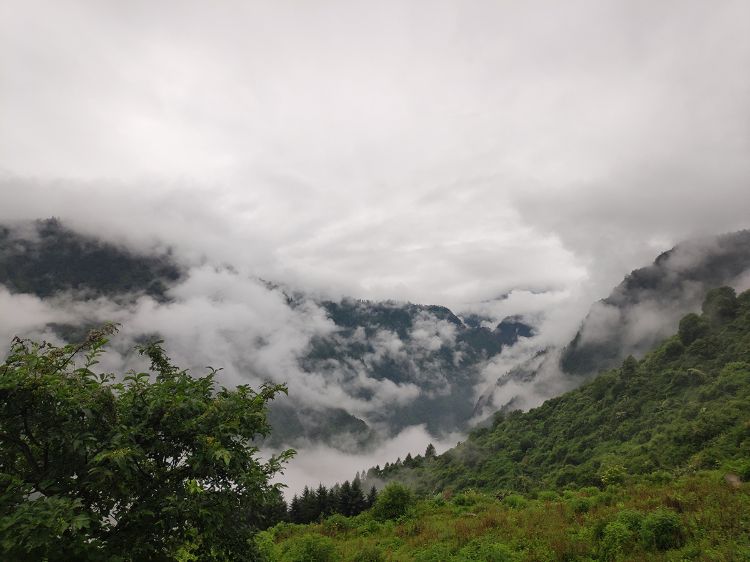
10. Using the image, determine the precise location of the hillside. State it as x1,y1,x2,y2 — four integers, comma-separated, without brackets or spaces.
561,230,750,377
372,286,750,494
0,218,182,300
478,230,750,418
266,287,750,560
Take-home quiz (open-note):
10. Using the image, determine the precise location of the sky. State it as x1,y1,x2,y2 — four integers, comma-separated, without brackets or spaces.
1,0,749,313
2,0,750,493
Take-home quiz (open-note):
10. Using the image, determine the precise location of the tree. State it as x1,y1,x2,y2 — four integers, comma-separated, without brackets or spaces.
677,313,708,346
0,326,293,561
370,482,414,521
366,485,377,508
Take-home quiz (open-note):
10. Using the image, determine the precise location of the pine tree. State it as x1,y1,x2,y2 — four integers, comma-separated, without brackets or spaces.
350,477,366,515
289,495,302,524
337,480,353,516
315,484,330,518
366,486,378,508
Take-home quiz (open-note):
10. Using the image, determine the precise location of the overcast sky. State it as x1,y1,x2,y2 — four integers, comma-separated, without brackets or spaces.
1,0,749,312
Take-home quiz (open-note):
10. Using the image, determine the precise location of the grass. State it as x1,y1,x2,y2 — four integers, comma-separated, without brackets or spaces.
261,471,749,561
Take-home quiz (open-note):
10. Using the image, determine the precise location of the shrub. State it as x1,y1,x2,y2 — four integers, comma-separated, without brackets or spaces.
281,533,336,562
255,530,279,562
0,329,291,561
536,490,559,501
321,513,352,535
412,543,454,561
662,339,685,361
502,494,528,509
350,544,385,562
678,313,708,346
370,483,414,521
600,464,627,487
599,520,636,561
640,509,684,551
458,538,519,561
569,496,591,514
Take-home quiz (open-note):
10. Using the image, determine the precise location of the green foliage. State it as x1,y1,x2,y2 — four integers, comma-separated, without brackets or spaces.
502,494,527,509
350,544,385,562
373,288,750,496
678,313,709,345
599,520,634,561
0,327,292,561
702,286,738,326
640,508,684,551
271,472,748,561
271,287,750,561
457,539,518,561
280,533,336,562
599,464,626,487
370,482,414,521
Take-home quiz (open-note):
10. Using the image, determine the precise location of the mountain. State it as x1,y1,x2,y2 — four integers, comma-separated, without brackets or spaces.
477,230,750,416
0,219,534,450
561,230,750,377
265,299,534,448
265,286,750,561
368,286,750,495
0,218,182,300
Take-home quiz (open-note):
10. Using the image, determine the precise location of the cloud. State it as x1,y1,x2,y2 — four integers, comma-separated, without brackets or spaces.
2,0,747,319
273,424,462,498
2,0,750,492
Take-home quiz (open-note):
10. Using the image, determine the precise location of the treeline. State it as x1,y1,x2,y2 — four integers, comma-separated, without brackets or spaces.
284,443,438,525
369,286,750,496
364,443,437,481
288,477,377,524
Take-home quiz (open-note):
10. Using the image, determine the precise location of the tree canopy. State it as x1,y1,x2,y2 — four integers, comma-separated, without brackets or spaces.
0,325,292,561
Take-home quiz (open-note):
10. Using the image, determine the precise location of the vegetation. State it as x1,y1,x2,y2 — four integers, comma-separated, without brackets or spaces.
265,471,748,560
0,218,181,299
269,287,750,560
371,287,750,495
287,478,377,524
0,325,291,561
561,230,750,376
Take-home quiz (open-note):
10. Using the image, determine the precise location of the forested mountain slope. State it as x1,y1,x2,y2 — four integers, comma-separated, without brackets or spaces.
373,286,750,495
561,230,750,377
478,230,750,418
0,218,182,299
265,286,750,561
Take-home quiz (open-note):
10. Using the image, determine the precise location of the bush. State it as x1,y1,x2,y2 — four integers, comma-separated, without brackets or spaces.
502,494,528,509
458,538,519,561
569,496,591,514
599,465,627,487
678,313,709,345
370,483,414,521
599,521,634,561
350,544,385,562
321,513,352,535
255,530,279,562
281,533,336,562
640,509,684,551
412,543,454,561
